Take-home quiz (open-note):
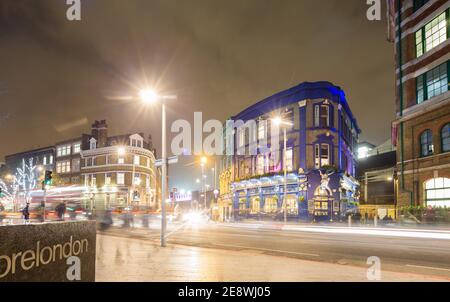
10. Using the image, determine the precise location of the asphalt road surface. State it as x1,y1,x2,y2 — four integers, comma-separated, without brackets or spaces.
102,223,450,280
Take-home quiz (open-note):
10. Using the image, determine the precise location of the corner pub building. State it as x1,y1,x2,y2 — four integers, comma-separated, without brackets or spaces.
218,82,361,222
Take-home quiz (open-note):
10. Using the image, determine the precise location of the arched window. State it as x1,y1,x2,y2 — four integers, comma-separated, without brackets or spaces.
425,178,450,208
441,123,450,153
420,130,433,157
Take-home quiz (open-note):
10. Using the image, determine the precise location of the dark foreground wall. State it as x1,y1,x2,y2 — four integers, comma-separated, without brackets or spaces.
0,221,96,282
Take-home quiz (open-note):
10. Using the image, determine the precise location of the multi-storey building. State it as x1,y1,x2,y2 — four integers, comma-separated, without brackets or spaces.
218,81,361,222
392,0,450,208
80,120,159,210
2,119,160,210
4,146,55,180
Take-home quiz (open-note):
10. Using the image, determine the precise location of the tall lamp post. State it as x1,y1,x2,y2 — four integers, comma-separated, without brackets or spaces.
200,156,207,209
139,89,177,247
272,117,293,224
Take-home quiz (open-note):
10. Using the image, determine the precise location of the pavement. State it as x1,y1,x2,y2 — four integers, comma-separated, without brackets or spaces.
96,233,449,282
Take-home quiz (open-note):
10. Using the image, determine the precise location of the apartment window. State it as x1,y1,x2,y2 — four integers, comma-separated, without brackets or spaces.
134,173,141,185
146,175,150,188
105,173,112,185
146,158,150,168
72,158,80,172
315,145,320,168
442,123,450,152
85,157,93,167
420,130,434,157
257,155,264,175
118,156,125,164
90,139,97,150
415,11,448,57
315,144,330,168
131,138,143,148
43,156,47,166
56,161,71,174
117,173,125,185
285,147,293,172
57,145,71,157
49,155,54,164
416,62,449,103
258,120,266,140
321,144,330,166
91,175,96,187
73,143,81,154
134,155,140,165
413,0,430,12
314,105,330,127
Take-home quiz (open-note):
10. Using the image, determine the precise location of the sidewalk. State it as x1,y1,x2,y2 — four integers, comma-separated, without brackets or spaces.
95,234,449,282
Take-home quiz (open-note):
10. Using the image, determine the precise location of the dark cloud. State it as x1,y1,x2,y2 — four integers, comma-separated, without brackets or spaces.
0,0,395,189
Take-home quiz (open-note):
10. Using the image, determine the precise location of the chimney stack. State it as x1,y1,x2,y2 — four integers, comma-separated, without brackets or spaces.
91,120,108,148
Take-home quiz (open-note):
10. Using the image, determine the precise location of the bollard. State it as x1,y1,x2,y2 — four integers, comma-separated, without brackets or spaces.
348,215,352,227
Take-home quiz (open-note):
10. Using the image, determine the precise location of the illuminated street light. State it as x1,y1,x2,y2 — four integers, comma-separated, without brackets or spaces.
271,116,293,224
139,89,158,104
138,87,177,248
117,147,126,156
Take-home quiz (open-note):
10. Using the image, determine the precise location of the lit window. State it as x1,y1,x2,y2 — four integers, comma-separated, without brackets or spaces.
285,148,293,172
321,144,330,166
415,11,447,57
315,145,320,168
49,155,53,164
258,120,266,140
286,197,298,215
73,143,81,154
57,145,71,157
134,155,140,165
43,156,47,166
425,178,450,207
416,62,448,103
56,161,71,174
134,173,141,185
264,198,278,214
91,175,96,187
314,105,330,127
257,155,264,175
117,173,125,185
250,198,260,214
105,173,112,185
442,124,450,152
314,144,330,167
420,130,434,157
118,157,125,164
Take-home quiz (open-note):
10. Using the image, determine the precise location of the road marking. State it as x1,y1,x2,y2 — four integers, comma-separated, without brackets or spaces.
214,243,320,257
406,264,450,272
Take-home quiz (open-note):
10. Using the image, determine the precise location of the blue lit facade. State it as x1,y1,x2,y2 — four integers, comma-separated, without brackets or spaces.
218,82,361,222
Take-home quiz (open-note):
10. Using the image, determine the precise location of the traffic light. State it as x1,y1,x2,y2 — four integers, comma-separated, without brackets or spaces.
44,170,53,186
0,187,3,197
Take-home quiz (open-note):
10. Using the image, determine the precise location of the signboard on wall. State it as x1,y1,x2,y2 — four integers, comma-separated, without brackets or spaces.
0,221,96,282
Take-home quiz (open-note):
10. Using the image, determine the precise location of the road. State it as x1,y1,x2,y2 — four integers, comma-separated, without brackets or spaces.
101,222,450,280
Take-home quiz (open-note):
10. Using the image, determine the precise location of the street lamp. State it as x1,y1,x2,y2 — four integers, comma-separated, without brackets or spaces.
271,116,293,224
139,88,177,247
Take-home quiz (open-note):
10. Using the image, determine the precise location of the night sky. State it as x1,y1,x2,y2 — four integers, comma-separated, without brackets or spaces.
0,0,395,190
